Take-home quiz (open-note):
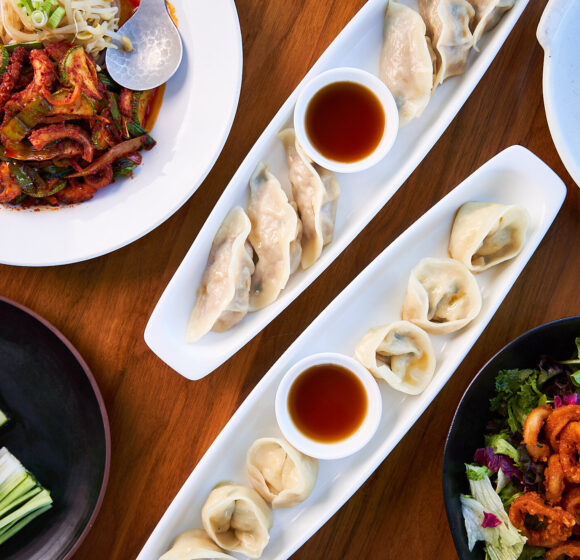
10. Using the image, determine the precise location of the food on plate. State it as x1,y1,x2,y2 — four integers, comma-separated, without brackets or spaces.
0,446,53,545
401,257,482,334
467,0,515,47
201,483,273,559
0,0,127,57
354,320,435,395
247,163,302,311
278,127,340,269
379,1,434,126
246,437,318,508
186,207,254,343
0,42,158,206
418,0,475,85
0,408,7,427
448,202,529,272
461,339,580,557
159,528,236,560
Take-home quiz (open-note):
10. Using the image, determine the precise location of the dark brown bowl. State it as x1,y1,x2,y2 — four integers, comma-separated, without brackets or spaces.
0,297,110,560
442,316,580,558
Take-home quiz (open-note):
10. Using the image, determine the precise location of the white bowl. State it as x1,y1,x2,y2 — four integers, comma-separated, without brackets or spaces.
275,352,382,460
293,67,399,174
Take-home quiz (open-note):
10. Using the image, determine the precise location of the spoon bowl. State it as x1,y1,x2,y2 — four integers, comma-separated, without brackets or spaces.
105,0,182,91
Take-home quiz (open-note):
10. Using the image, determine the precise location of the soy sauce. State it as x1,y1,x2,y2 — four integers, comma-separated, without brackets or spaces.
288,363,368,443
305,81,385,163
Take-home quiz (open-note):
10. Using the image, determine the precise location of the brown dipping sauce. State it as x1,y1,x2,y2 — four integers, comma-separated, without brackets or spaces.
288,363,368,443
305,81,385,163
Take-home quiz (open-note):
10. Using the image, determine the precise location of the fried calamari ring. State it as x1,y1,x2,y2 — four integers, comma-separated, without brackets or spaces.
524,404,553,461
545,541,580,560
562,487,580,526
560,422,580,484
546,405,580,453
509,492,575,546
545,454,566,505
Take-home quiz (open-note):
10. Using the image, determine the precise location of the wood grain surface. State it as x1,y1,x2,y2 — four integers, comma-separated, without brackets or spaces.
1,0,579,558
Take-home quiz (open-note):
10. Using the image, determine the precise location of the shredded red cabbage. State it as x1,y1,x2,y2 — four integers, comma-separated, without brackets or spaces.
564,394,580,405
473,447,522,482
482,512,502,528
554,395,563,409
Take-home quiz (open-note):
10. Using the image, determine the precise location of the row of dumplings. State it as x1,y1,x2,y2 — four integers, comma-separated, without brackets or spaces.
160,437,319,559
355,201,529,394
186,128,341,343
380,0,516,125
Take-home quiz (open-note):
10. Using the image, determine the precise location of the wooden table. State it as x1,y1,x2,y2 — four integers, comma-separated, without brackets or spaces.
1,0,578,558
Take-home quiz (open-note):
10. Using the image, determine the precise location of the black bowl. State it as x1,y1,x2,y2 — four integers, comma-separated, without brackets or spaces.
442,316,580,559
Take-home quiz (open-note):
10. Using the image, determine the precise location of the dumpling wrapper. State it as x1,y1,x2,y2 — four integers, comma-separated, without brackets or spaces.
186,207,254,342
379,0,435,126
201,484,273,559
278,128,340,269
419,0,475,84
246,437,318,508
401,257,482,334
467,0,515,48
247,163,302,311
448,201,529,272
354,321,436,395
159,528,236,560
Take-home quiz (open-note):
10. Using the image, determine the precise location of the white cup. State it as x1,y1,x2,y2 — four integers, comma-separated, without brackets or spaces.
275,352,382,460
293,67,399,174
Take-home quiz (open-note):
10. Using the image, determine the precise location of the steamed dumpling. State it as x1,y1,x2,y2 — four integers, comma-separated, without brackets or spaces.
379,1,435,126
354,321,436,395
201,483,273,559
448,202,529,272
246,437,318,508
401,257,482,334
278,128,340,269
419,0,475,84
186,207,254,342
467,0,515,47
247,163,302,311
159,529,236,560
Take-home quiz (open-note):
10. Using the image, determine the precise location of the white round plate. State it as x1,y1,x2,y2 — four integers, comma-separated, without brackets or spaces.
537,0,580,188
0,0,243,266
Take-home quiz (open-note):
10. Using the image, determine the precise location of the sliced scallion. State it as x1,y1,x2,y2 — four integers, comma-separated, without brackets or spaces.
47,5,64,28
30,9,48,27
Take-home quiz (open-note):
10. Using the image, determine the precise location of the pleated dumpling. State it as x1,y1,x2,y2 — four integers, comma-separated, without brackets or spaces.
246,437,318,509
467,0,515,47
401,257,482,334
159,528,236,560
247,163,302,311
418,0,475,84
448,202,529,272
278,128,340,270
186,208,254,342
379,1,435,126
354,321,436,395
201,483,273,559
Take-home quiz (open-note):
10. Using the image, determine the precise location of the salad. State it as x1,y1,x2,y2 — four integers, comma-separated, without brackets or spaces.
461,337,580,560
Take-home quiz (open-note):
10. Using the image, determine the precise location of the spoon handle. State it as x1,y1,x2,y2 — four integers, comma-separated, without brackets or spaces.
134,0,170,15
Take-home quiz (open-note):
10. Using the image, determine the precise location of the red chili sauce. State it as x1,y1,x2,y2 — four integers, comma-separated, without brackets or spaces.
288,363,368,443
305,81,385,163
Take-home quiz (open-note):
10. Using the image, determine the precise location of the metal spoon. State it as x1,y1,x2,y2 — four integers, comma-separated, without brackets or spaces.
105,0,182,91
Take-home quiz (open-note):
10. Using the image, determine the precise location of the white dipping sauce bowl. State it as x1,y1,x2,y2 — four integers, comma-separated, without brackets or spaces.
293,67,399,174
275,352,382,460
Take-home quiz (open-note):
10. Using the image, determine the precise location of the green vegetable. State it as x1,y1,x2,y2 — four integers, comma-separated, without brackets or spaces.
47,5,64,28
4,41,43,52
498,483,522,509
0,447,52,545
490,369,546,433
484,433,520,463
0,96,52,142
466,464,491,481
517,546,546,560
126,121,155,148
0,410,7,428
59,45,99,98
462,465,526,560
0,46,9,76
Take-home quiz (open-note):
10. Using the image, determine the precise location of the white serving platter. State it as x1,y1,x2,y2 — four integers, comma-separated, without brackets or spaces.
138,146,566,560
537,0,580,188
0,0,243,266
145,0,529,380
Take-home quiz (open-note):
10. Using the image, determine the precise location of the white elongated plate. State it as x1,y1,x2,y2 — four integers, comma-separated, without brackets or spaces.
537,0,580,188
138,146,566,560
145,0,529,380
0,0,242,266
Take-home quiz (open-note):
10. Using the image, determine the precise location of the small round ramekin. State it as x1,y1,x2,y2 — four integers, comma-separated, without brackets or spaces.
293,67,399,174
274,352,382,460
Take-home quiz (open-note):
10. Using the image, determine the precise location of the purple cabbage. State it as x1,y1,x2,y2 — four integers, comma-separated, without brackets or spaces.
473,447,522,482
482,512,502,528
